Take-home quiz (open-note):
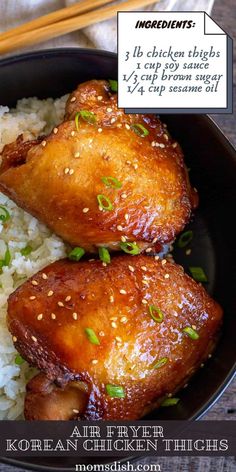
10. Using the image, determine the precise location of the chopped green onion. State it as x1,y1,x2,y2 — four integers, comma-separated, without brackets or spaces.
98,247,111,264
189,266,207,282
131,124,149,137
149,305,164,323
101,176,122,189
161,397,179,407
0,205,10,223
75,110,96,130
20,245,33,257
0,246,11,270
177,230,193,248
15,354,25,365
108,79,118,92
97,194,113,211
153,357,168,369
106,384,125,398
120,241,140,255
68,247,85,261
183,326,199,340
85,328,100,345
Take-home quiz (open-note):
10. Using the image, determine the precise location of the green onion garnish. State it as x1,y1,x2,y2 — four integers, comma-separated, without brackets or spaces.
101,176,122,189
161,397,179,407
108,80,118,92
97,194,113,211
189,266,207,282
177,230,193,248
0,246,11,270
75,110,96,130
0,205,10,223
85,328,100,345
131,124,149,137
98,247,111,264
68,247,85,261
120,241,140,255
20,245,33,257
106,384,125,398
153,357,168,369
183,326,199,340
149,305,164,323
15,354,25,366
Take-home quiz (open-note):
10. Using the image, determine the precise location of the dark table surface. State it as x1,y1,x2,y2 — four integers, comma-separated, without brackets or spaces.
0,0,235,470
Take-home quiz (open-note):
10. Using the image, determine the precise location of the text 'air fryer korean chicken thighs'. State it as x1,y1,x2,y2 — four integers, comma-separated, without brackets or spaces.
0,80,197,253
7,256,222,421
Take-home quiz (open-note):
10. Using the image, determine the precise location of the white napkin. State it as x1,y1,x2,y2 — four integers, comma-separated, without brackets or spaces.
0,0,215,56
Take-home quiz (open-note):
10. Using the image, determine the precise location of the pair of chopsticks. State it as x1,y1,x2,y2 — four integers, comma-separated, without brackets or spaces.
0,0,158,55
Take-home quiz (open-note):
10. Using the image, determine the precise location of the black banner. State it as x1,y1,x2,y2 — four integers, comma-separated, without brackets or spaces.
0,421,235,457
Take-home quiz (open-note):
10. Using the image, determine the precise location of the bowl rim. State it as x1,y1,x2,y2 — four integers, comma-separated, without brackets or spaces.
0,46,235,472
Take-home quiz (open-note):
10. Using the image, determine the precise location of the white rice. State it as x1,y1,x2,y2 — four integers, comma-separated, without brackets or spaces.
0,94,69,419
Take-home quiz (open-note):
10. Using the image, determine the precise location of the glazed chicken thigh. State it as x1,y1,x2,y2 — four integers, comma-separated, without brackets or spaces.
7,255,222,420
0,80,197,253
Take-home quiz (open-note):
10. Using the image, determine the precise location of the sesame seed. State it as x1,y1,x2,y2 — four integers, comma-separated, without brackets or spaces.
159,143,165,148
82,207,89,213
71,131,75,137
64,167,69,174
151,141,156,147
172,142,177,148
12,336,17,342
163,134,169,141
47,290,53,297
31,280,38,286
98,128,103,133
109,295,114,303
102,262,107,267
208,354,212,358
117,123,122,128
141,266,147,271
201,363,204,368
192,324,197,330
65,296,71,302
73,312,78,320
111,322,117,328
73,409,79,414
164,273,170,279
42,273,48,280
128,265,135,272
120,316,128,323
152,237,158,244
69,168,74,175
74,151,80,158
117,225,123,231
53,127,58,134
99,331,105,336
126,160,131,165
161,259,167,266
145,248,152,253
154,255,160,261
142,280,148,285
194,187,198,193
107,107,112,112
111,118,116,124
186,249,191,256
142,299,148,305
31,336,37,343
125,124,130,130
58,301,64,307
89,259,95,262
37,314,43,320
124,214,129,221
51,313,56,320
119,289,127,295
117,342,122,348
110,316,117,321
116,336,122,343
121,235,127,242
70,96,76,102
121,193,127,199
133,163,138,170
97,95,103,101
92,359,98,364
41,140,47,147
29,296,36,300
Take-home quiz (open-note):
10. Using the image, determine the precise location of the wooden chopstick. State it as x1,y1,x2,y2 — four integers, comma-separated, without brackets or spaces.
0,0,114,42
0,0,157,55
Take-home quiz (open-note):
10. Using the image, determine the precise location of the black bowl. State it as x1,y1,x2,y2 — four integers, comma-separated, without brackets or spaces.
0,48,235,471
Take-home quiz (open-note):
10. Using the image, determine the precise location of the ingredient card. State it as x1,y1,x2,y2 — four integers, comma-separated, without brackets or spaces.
118,12,232,113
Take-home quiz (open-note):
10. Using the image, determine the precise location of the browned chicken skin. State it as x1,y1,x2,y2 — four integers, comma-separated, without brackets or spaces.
0,80,197,253
7,255,222,420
